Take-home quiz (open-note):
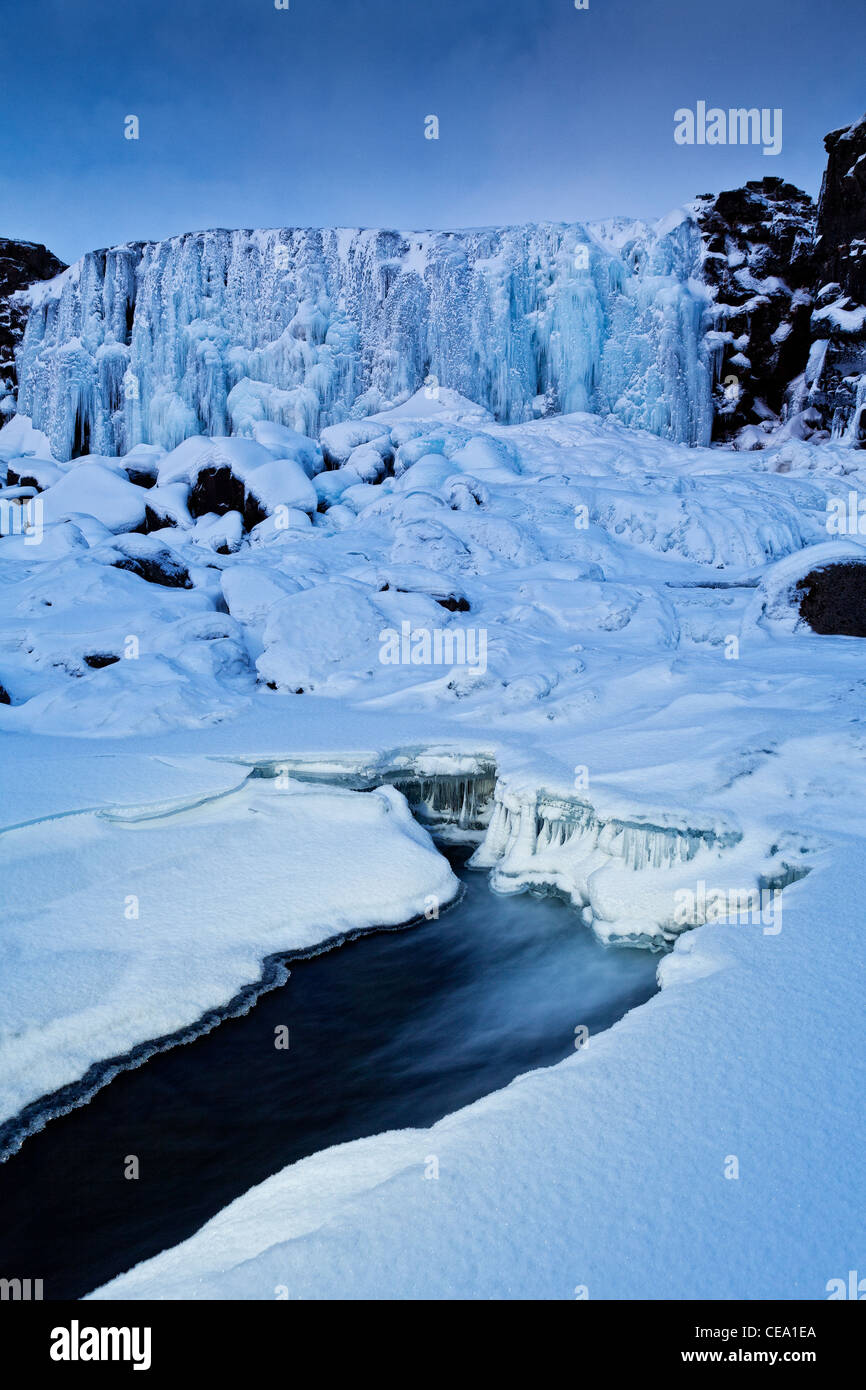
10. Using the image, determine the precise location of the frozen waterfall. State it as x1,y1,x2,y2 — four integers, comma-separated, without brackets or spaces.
15,218,713,461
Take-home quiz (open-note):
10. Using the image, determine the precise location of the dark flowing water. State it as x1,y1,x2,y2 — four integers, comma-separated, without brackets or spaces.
0,847,659,1299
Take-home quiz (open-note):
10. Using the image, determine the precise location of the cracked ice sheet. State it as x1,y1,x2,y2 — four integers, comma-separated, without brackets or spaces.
0,779,458,1128
90,841,865,1301
0,748,251,833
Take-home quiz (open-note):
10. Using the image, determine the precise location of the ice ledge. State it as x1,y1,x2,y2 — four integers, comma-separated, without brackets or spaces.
467,782,807,948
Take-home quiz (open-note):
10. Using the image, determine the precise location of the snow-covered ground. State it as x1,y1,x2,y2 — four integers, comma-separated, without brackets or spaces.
1,389,864,1297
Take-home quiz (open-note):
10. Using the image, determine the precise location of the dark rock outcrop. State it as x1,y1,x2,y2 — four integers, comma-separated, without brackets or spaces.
111,551,192,589
187,464,268,529
189,465,247,521
0,239,66,419
697,116,866,445
807,116,866,439
105,534,193,589
817,116,866,304
798,561,866,636
695,179,817,442
82,653,121,669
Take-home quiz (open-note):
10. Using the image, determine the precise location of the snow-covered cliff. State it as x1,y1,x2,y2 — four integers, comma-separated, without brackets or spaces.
14,219,713,460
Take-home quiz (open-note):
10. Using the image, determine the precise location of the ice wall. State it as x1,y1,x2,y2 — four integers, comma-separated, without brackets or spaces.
15,218,713,461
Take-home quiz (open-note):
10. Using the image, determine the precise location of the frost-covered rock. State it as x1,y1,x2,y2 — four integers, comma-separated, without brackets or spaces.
98,533,192,588
694,178,816,441
0,238,65,414
695,116,866,445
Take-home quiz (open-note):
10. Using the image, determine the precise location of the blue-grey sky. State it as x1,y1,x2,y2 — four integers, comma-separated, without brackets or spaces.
2,0,864,264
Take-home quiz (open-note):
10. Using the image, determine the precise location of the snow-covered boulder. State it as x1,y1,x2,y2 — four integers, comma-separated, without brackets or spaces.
249,510,313,545
392,454,456,493
191,510,245,553
122,442,165,486
221,566,302,628
345,443,389,482
743,539,866,636
95,533,193,589
3,457,63,491
313,466,361,507
257,583,384,693
450,434,522,478
39,464,148,533
319,419,393,469
143,482,193,531
244,459,318,517
250,421,324,476
155,435,217,488
0,413,57,464
392,427,472,475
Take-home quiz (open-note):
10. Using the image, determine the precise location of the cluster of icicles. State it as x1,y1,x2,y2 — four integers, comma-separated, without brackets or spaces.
471,793,740,872
389,772,737,875
392,774,497,831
